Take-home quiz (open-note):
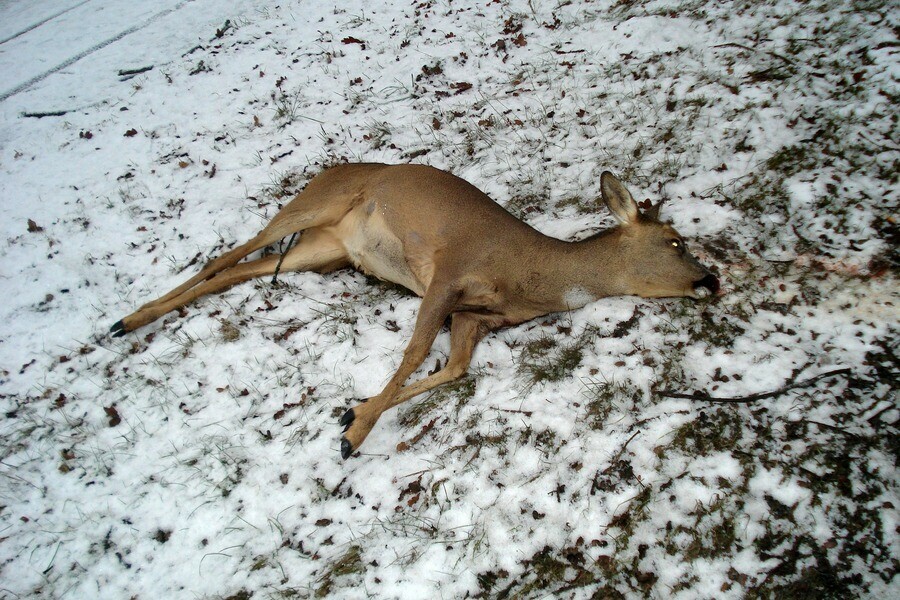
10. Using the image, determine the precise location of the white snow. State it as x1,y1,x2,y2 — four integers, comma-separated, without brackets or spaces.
1,0,897,598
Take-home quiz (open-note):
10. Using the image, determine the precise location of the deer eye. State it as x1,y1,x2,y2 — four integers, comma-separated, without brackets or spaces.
670,240,684,252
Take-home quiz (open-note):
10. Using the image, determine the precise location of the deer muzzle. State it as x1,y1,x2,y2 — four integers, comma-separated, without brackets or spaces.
692,273,720,297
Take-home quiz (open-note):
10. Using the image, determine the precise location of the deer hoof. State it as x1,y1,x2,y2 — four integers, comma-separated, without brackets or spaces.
339,408,355,432
110,320,127,338
340,437,354,460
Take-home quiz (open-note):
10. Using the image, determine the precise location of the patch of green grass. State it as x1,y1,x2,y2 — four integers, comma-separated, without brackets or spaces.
308,299,358,343
505,192,547,220
273,90,307,125
219,319,242,342
668,494,740,561
315,545,364,598
517,425,559,455
581,378,641,428
399,373,477,429
461,430,509,457
363,119,392,150
553,194,596,214
257,169,310,212
607,486,654,552
765,144,817,177
474,569,508,597
517,332,586,386
665,408,745,457
480,545,598,597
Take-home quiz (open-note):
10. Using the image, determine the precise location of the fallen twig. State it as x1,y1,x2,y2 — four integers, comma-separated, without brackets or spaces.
804,419,860,439
118,65,154,80
866,404,895,426
655,368,852,403
713,42,794,65
612,429,640,462
22,110,70,118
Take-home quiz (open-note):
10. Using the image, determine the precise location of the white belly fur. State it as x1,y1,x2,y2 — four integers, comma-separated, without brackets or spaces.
334,204,426,296
563,286,596,309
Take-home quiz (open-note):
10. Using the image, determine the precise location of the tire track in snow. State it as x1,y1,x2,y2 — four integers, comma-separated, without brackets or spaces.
0,1,93,46
0,0,195,104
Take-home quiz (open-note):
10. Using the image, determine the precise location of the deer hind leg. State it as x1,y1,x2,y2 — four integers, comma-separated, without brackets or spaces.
339,305,489,459
111,180,358,336
112,229,349,335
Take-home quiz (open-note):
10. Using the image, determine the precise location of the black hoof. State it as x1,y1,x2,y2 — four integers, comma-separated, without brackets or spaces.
339,408,355,432
340,437,354,460
110,320,127,338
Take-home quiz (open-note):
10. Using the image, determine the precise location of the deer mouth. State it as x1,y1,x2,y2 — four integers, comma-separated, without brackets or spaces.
692,273,720,298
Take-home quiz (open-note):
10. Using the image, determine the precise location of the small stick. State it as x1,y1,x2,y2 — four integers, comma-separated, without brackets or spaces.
271,232,298,284
118,65,154,80
713,42,794,65
656,368,851,404
22,110,70,118
612,429,641,462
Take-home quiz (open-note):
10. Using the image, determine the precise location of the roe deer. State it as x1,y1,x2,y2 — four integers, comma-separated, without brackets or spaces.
111,164,719,458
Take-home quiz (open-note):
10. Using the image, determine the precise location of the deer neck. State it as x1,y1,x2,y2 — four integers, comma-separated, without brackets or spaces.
516,229,630,312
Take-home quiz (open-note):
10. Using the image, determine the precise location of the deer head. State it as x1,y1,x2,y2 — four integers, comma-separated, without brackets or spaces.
599,171,720,299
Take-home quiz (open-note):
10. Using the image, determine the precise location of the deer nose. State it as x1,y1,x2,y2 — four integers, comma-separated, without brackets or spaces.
693,273,720,296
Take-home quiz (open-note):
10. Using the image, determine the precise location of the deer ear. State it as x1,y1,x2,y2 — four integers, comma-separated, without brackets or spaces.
645,199,664,221
601,171,639,225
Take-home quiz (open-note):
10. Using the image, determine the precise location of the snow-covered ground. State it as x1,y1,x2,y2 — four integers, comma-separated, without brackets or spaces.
0,0,897,597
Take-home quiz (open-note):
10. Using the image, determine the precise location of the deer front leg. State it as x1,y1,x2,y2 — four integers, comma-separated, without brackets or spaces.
384,312,488,409
339,284,464,459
